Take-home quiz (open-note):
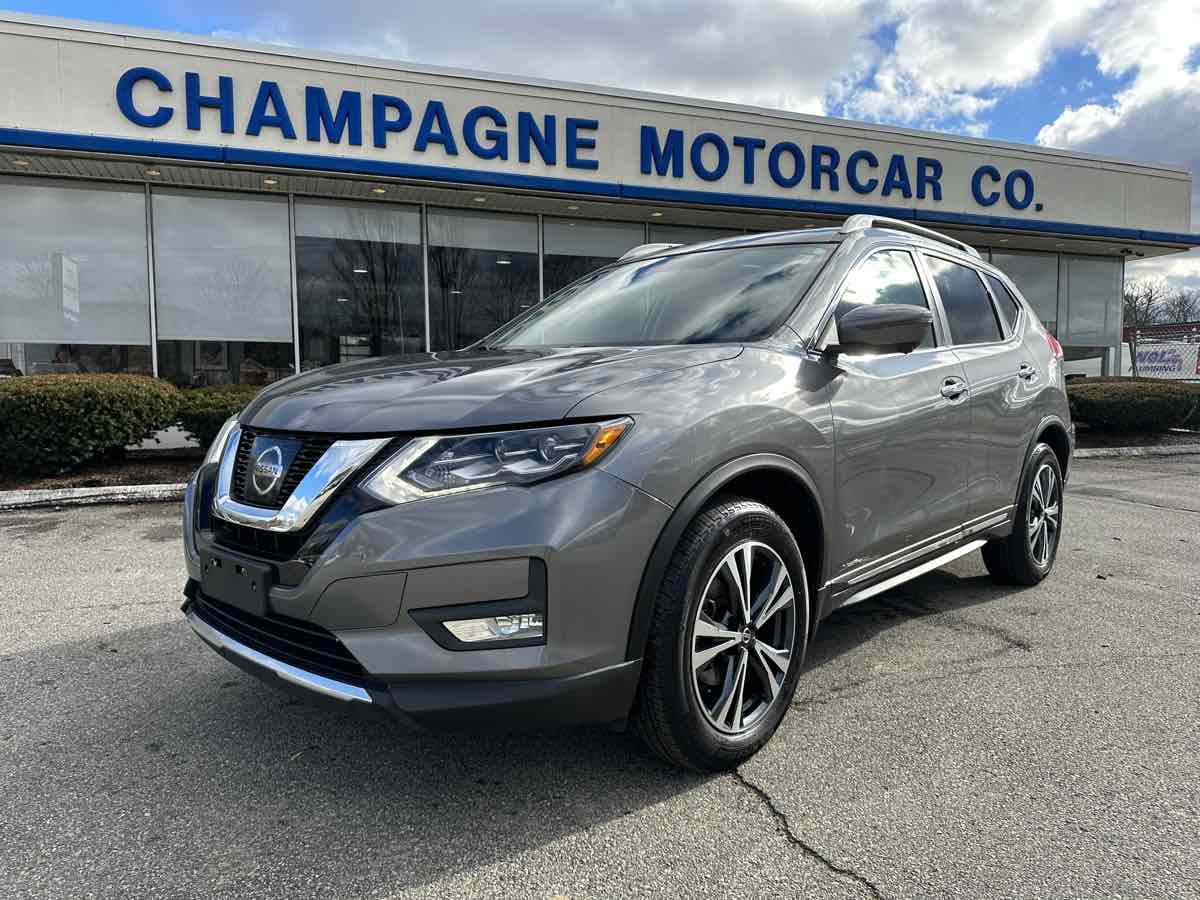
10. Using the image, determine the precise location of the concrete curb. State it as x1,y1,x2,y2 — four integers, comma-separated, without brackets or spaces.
1074,444,1200,460
0,482,186,511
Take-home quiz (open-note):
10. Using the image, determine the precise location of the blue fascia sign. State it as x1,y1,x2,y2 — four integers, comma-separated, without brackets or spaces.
116,66,1038,212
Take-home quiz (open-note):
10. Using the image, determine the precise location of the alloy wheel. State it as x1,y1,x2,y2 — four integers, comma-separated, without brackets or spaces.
1027,462,1061,568
690,540,797,735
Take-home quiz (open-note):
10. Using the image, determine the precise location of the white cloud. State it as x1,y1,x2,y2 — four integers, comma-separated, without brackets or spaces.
1035,0,1200,292
1127,253,1200,293
835,0,1097,131
201,0,882,119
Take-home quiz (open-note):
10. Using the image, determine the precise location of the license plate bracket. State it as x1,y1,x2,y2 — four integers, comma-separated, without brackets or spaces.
200,550,271,617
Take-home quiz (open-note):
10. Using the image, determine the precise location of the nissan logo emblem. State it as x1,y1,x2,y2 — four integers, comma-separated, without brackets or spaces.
252,445,285,495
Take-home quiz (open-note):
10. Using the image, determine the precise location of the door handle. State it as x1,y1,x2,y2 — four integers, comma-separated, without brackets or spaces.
940,377,968,400
1017,362,1037,381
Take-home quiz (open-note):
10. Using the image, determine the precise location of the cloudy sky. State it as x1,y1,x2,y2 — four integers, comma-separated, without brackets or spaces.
10,0,1200,289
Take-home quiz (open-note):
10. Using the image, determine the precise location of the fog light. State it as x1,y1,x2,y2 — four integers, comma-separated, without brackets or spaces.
444,613,544,643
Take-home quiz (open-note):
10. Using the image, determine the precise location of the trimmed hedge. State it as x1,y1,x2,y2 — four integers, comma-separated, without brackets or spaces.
0,374,180,476
177,384,262,449
1068,377,1200,433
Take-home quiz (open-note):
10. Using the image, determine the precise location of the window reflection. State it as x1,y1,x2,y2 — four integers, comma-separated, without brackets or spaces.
296,200,425,368
153,190,293,386
838,249,935,349
427,209,538,350
0,178,151,374
490,245,832,347
156,340,294,387
543,219,645,295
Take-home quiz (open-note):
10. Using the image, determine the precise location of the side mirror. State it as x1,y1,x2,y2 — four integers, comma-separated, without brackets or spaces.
830,304,933,355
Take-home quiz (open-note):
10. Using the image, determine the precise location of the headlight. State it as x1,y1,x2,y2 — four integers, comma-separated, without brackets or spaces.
361,417,632,505
202,415,240,467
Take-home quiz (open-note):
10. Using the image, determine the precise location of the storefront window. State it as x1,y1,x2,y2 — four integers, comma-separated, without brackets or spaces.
543,219,645,295
0,178,151,375
427,208,538,350
152,190,294,386
649,224,743,245
990,251,1059,335
295,199,425,368
1061,256,1121,346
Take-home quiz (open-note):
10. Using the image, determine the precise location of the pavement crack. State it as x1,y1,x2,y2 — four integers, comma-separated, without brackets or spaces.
732,768,886,899
793,650,1200,710
935,615,1034,652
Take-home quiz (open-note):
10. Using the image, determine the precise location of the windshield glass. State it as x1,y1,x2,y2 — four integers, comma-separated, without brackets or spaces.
484,243,833,347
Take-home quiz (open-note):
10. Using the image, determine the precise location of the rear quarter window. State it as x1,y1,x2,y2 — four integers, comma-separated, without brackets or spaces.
984,273,1022,336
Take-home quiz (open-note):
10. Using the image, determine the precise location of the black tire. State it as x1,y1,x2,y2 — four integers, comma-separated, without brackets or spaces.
982,442,1064,586
633,497,809,772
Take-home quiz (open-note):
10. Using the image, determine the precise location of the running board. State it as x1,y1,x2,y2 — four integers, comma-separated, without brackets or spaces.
841,539,987,608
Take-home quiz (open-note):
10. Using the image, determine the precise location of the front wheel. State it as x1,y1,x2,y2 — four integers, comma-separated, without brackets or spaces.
633,498,809,771
982,442,1064,586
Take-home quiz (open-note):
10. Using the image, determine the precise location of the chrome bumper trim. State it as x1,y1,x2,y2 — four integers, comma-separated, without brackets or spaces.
186,607,373,704
212,425,390,533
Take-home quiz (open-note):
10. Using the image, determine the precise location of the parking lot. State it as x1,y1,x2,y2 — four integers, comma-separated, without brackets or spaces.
1,455,1197,899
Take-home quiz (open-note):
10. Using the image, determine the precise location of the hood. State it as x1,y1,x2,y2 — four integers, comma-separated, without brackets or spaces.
240,345,743,434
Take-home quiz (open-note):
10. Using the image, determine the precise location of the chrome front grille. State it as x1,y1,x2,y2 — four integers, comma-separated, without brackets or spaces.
230,427,336,511
211,425,391,534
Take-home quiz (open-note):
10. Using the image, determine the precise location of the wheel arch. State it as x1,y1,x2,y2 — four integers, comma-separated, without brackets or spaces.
625,453,828,661
1034,417,1072,481
1002,415,1071,535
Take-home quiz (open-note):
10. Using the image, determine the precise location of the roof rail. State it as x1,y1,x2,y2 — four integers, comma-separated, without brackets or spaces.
840,215,981,258
617,242,683,262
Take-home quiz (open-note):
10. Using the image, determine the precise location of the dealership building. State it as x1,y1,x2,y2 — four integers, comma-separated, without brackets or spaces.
0,12,1196,385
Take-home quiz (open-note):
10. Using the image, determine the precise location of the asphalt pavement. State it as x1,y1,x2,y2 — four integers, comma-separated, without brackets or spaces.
1,456,1197,899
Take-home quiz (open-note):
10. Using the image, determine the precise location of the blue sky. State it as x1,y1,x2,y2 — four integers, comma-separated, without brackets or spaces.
5,0,1200,288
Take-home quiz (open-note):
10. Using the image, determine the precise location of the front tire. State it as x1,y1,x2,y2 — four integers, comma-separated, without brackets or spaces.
633,497,809,772
982,442,1064,586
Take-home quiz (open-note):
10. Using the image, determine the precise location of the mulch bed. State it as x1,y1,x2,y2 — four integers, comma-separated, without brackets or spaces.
0,453,202,492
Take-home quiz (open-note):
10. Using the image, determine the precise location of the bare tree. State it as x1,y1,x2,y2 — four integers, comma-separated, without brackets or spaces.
328,210,422,358
1123,278,1169,330
1160,288,1200,325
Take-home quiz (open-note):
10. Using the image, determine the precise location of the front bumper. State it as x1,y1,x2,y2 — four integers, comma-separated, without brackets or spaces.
183,463,671,728
185,599,643,728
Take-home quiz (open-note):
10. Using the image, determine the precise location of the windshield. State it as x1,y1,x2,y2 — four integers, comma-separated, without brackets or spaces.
484,243,833,348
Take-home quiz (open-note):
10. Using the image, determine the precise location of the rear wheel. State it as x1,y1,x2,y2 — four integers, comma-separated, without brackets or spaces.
982,442,1063,586
634,498,809,771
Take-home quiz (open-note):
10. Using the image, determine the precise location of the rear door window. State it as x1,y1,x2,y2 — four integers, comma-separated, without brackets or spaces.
837,249,936,349
983,273,1022,336
924,256,1003,345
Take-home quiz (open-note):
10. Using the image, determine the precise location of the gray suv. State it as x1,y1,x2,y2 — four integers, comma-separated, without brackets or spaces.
182,214,1072,771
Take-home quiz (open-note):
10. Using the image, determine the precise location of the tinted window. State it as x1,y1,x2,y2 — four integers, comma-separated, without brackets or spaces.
153,189,294,386
925,256,1003,344
838,249,935,349
1062,256,1121,345
984,273,1022,336
427,208,539,350
296,199,426,368
0,177,152,375
487,244,832,348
